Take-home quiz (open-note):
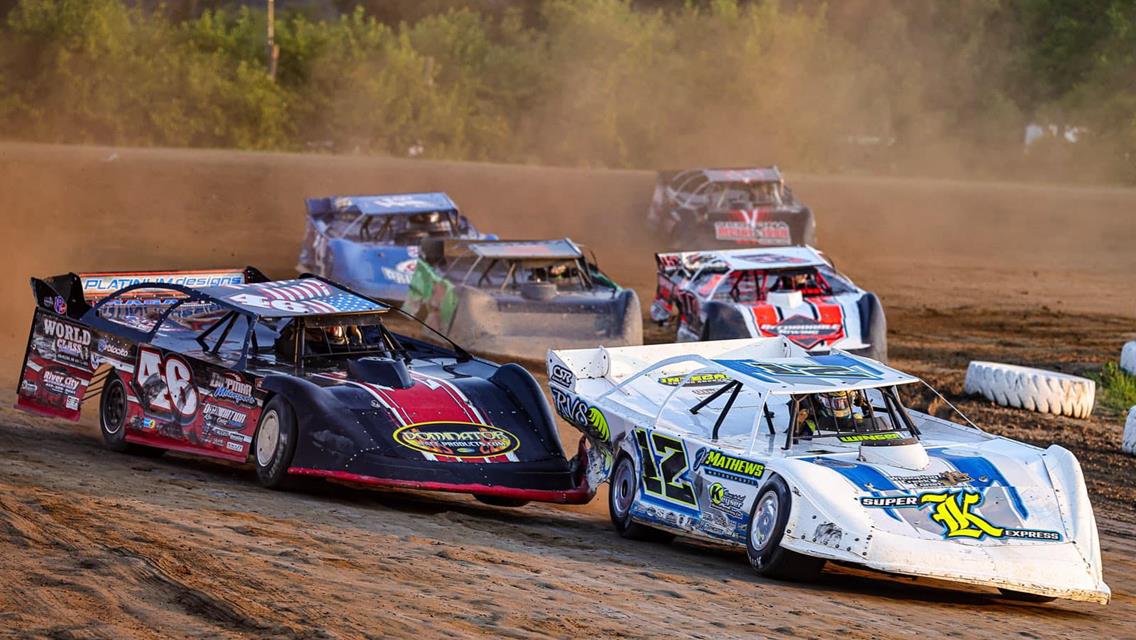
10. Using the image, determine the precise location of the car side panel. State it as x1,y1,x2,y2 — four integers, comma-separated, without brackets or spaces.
15,307,267,461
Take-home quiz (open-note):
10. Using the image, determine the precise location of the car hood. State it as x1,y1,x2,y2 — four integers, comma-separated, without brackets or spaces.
801,442,1067,544
305,369,564,465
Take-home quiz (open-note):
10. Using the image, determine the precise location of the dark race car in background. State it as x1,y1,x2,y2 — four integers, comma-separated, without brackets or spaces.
16,268,593,506
403,238,642,360
297,192,494,304
647,167,816,248
649,246,886,361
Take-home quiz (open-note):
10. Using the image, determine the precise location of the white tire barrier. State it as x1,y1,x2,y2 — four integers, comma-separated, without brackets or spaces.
1122,341,1136,376
963,361,1095,419
1124,407,1136,456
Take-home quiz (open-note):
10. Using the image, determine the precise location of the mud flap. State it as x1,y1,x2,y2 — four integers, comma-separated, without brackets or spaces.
15,309,96,421
577,435,614,489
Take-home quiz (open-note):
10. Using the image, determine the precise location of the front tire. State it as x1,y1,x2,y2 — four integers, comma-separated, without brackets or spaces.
609,455,674,543
746,476,825,581
254,396,299,489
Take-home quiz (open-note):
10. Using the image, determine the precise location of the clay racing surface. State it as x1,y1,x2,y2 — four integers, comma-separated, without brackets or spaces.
1,143,1135,638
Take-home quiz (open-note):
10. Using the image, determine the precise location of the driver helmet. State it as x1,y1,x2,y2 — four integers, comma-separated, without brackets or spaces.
324,325,348,346
406,211,447,235
817,390,857,430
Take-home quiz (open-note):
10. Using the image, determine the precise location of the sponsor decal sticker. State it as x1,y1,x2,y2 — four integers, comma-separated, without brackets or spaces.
760,314,843,349
657,372,730,387
393,422,520,458
550,364,576,389
53,296,67,315
708,482,747,516
713,221,791,245
41,366,82,395
202,403,248,430
42,318,92,369
837,432,903,443
551,387,610,442
889,471,972,488
860,489,1062,541
208,372,257,406
696,449,765,485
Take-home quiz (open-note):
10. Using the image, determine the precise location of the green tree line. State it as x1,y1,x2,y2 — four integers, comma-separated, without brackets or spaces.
1,0,1133,182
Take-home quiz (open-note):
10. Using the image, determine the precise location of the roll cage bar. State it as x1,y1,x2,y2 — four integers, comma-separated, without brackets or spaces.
338,210,463,242
441,253,606,294
713,266,835,302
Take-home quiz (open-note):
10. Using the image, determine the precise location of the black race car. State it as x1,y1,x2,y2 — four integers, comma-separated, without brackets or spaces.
647,167,816,248
16,267,594,506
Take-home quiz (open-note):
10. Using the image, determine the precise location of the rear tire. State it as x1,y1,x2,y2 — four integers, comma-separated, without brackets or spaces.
609,455,675,543
254,396,299,489
859,293,888,363
100,374,164,457
474,495,530,508
746,476,825,581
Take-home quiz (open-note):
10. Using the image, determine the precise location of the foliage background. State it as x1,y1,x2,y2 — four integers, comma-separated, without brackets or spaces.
1,0,1133,182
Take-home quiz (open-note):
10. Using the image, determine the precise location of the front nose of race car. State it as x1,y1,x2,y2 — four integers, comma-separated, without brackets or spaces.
781,446,1110,603
281,368,595,504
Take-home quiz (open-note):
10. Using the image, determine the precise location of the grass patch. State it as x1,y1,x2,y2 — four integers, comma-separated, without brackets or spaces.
1094,363,1136,415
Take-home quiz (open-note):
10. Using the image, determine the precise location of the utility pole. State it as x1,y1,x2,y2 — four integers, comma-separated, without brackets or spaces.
266,0,279,81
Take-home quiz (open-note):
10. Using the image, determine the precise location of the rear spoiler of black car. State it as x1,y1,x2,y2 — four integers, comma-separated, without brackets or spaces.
29,266,270,319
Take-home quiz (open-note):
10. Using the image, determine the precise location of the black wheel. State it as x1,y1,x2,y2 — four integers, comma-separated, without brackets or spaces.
474,495,530,508
100,374,164,457
799,208,817,246
746,476,825,581
609,455,675,543
254,396,299,489
858,293,888,363
997,588,1057,603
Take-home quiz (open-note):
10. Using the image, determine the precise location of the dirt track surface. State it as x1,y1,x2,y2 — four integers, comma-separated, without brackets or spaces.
1,142,1136,638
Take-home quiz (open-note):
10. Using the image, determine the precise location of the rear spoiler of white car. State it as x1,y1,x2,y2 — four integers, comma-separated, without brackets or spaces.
547,338,801,390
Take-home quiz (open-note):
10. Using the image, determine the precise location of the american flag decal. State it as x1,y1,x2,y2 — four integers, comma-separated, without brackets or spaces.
258,280,332,301
218,279,385,316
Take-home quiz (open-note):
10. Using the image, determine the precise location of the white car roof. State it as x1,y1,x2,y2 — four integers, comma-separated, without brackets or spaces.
671,246,829,273
553,338,917,398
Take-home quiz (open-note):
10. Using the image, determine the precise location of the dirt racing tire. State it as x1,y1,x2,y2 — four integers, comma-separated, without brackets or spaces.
858,293,888,363
1122,342,1136,375
963,361,1095,419
473,495,530,508
99,374,164,457
1123,406,1136,456
746,476,825,582
254,396,299,489
798,208,817,247
609,455,675,543
997,588,1057,603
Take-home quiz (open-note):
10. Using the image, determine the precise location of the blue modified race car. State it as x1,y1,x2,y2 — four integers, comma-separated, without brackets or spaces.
297,192,494,303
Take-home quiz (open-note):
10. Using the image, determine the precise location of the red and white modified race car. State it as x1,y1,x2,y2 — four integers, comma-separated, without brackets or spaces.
650,246,887,362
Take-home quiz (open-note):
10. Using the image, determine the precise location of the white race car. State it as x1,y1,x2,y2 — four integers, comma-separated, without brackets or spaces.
547,338,1109,603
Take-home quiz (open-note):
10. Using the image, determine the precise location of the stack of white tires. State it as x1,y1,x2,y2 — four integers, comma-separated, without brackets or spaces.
963,361,1095,419
1122,341,1136,376
1124,407,1136,456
